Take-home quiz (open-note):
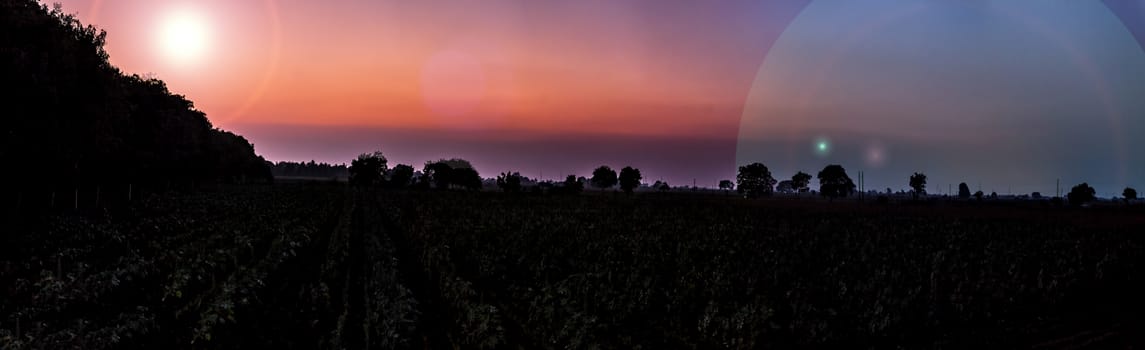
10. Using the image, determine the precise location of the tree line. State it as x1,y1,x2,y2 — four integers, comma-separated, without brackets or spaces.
734,162,1136,206
347,151,1137,207
270,161,349,180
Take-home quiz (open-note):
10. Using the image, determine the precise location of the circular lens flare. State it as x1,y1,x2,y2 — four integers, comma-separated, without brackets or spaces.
865,142,887,168
421,50,489,128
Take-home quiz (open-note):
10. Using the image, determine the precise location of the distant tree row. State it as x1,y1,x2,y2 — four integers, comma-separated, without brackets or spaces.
730,163,1137,207
347,149,1138,207
349,154,650,195
733,163,853,199
496,172,585,194
347,153,483,190
271,161,349,179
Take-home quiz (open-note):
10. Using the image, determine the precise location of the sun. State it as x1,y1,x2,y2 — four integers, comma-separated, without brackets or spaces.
157,9,212,67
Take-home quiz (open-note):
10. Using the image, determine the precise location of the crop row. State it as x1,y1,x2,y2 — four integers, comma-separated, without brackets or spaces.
1,186,347,349
378,191,1145,348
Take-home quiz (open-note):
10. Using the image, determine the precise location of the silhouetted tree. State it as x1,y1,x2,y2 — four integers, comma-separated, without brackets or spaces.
718,180,734,193
776,180,795,193
387,164,415,188
591,166,618,190
909,172,927,200
974,190,984,201
452,167,483,191
1123,187,1137,203
413,171,431,190
618,166,642,194
349,151,387,186
562,175,584,194
817,165,855,199
653,181,671,192
1068,183,1096,207
423,161,454,190
736,163,777,198
497,172,523,193
437,158,474,170
958,183,971,199
791,172,812,192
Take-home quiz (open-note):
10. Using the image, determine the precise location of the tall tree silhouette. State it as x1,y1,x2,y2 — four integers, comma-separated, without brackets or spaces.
618,166,642,194
776,180,795,193
436,158,475,170
497,172,523,193
422,161,454,190
791,171,812,193
388,164,415,188
349,151,387,186
736,163,777,198
909,172,927,200
958,183,971,199
1068,183,1096,207
591,166,618,191
718,180,734,194
452,167,483,191
1124,187,1138,203
562,175,584,194
817,165,856,199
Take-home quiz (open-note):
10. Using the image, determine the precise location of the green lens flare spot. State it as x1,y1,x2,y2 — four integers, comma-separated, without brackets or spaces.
814,138,830,156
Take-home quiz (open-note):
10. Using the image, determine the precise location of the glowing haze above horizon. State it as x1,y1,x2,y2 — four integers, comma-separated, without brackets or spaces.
54,0,1145,196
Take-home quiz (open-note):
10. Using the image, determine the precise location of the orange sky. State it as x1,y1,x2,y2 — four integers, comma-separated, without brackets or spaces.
54,0,790,139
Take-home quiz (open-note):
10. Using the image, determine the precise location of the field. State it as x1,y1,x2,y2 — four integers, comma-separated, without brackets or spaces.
2,184,1144,349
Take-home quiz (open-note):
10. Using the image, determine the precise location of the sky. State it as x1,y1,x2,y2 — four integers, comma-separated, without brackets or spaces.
53,0,1145,196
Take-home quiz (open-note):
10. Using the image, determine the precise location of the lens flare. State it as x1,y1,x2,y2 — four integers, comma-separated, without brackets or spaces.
865,143,887,168
421,50,488,127
814,137,830,157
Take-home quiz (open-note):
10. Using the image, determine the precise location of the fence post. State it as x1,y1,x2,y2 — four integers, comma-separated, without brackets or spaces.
73,188,78,210
128,183,133,202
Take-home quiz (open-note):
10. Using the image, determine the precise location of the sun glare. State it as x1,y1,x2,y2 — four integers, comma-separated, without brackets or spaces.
157,10,211,67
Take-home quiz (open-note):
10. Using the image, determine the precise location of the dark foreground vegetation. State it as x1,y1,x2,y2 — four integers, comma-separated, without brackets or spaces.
3,184,1144,349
